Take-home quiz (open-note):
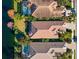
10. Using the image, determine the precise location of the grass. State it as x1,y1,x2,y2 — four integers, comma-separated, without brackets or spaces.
57,0,72,9
14,0,17,12
74,50,76,59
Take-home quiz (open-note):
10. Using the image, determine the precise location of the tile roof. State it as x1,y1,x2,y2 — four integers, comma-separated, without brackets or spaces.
30,0,54,6
32,6,52,18
32,21,64,29
30,42,66,59
31,53,54,59
30,0,66,18
29,21,65,39
32,6,65,18
30,42,65,53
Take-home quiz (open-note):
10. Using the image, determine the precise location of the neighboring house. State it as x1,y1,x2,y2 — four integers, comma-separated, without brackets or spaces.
29,42,66,59
29,0,69,18
29,0,55,6
21,0,71,18
28,21,66,39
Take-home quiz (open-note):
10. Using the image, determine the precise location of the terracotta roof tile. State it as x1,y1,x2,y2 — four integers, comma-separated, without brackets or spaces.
29,21,65,38
30,42,65,53
30,0,54,6
31,0,66,18
32,6,51,18
32,21,64,29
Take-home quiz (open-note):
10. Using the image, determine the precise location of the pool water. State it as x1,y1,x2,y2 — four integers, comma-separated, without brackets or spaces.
22,1,31,15
22,45,30,56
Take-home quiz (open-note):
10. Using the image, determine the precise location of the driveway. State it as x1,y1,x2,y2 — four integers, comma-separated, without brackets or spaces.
65,43,76,49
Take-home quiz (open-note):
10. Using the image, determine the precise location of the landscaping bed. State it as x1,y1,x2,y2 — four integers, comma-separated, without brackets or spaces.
58,48,72,59
30,38,64,42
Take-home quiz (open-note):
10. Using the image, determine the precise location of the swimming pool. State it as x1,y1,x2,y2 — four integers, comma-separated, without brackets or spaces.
22,1,31,15
22,45,30,56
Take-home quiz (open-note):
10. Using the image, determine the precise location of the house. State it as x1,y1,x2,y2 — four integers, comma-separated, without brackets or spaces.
29,42,67,59
29,0,55,6
28,21,66,39
21,0,71,18
29,0,66,18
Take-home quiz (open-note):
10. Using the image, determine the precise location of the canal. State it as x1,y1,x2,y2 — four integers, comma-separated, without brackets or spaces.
2,0,15,59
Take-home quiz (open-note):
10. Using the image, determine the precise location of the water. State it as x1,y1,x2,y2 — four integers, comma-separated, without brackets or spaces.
22,1,31,15
2,0,15,59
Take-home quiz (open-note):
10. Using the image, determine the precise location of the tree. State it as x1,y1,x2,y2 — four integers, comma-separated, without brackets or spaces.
58,30,72,43
63,13,76,23
62,54,68,59
70,13,76,22
14,13,26,32
57,0,72,9
7,9,15,19
64,32,72,43
14,13,25,21
58,49,72,59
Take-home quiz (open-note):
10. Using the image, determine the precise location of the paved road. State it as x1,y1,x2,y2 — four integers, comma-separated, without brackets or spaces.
65,43,76,49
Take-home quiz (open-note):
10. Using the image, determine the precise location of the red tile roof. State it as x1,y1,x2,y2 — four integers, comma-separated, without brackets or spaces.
32,21,64,29
30,0,54,6
30,42,65,53
29,21,65,39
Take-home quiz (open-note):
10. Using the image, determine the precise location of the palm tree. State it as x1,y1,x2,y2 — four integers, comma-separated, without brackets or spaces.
13,13,27,33
14,13,24,20
7,9,15,19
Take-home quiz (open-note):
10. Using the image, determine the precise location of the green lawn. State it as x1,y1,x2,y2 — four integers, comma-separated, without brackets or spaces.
14,0,17,12
74,50,76,59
